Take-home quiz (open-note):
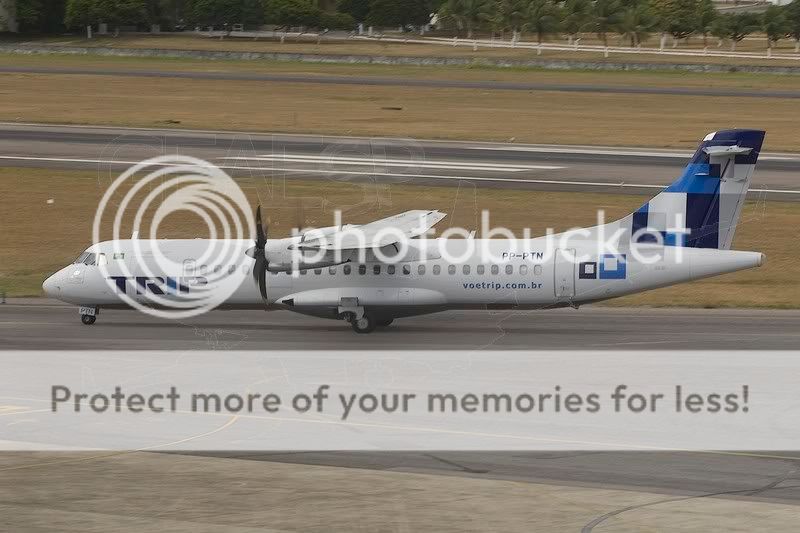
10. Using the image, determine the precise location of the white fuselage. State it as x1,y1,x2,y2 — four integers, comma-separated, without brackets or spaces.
43,237,764,320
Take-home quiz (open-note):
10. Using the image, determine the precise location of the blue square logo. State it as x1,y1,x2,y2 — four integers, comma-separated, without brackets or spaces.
599,254,626,280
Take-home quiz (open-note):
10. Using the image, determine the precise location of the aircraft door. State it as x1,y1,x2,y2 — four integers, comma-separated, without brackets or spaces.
554,248,576,300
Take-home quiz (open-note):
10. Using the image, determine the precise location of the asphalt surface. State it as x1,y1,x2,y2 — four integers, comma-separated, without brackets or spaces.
4,65,800,99
184,449,800,506
2,301,799,350
2,123,799,200
2,301,800,514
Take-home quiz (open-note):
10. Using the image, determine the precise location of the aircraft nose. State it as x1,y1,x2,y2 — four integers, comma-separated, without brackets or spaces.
42,273,60,297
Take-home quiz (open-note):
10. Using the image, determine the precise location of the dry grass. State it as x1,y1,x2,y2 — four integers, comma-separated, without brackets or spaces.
1,71,799,151
0,167,796,308
16,33,800,68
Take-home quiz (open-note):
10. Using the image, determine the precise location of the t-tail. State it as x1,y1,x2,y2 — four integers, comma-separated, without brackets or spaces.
628,129,765,250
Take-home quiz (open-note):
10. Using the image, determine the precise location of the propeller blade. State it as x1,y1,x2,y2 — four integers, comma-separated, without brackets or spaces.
252,204,269,303
254,254,269,302
255,205,267,247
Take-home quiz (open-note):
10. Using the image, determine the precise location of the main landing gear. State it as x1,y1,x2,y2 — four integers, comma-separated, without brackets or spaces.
337,298,394,334
347,314,393,333
350,314,376,334
79,306,99,325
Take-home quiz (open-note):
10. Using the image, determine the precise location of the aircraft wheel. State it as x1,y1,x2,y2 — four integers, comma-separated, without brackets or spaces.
376,318,394,327
81,314,96,325
351,314,376,334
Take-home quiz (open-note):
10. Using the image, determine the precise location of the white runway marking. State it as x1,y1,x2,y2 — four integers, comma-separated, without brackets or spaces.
465,145,800,163
1,155,798,194
220,154,564,172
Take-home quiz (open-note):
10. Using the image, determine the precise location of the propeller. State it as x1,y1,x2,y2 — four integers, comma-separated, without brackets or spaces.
252,205,269,303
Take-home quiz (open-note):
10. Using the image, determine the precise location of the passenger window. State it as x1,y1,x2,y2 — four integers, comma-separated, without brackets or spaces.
418,265,425,275
314,269,322,275
344,265,351,275
228,265,236,275
491,265,499,275
520,264,528,275
374,265,381,275
358,265,366,275
477,265,485,275
213,265,222,273
463,265,470,275
534,265,543,275
199,264,208,275
433,264,441,275
448,265,456,275
183,259,195,276
402,264,411,275
329,267,336,275
505,265,513,275
387,265,396,275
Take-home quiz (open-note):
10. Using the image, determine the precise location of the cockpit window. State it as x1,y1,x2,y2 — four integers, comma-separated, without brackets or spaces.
73,252,105,266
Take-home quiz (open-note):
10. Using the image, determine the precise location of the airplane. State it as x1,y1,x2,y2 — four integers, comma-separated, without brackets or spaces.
42,129,766,333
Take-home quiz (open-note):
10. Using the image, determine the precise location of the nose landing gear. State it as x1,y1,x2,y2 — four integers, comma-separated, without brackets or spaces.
79,306,99,325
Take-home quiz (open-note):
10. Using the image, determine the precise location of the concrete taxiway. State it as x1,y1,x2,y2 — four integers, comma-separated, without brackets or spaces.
1,123,799,200
3,450,800,532
1,300,798,350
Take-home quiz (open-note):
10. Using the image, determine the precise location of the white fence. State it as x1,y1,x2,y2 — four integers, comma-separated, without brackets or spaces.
354,34,800,62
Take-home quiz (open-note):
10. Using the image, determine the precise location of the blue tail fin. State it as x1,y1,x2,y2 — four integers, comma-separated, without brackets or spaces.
630,129,764,250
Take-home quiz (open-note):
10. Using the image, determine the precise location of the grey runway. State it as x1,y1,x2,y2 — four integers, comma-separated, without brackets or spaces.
2,123,799,199
2,301,798,349
4,65,800,99
3,301,800,520
184,449,800,505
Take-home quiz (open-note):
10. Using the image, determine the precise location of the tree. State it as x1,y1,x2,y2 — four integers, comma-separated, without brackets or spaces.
264,0,320,28
762,4,788,49
438,0,485,38
694,0,715,47
93,0,149,31
15,0,44,28
590,0,623,47
365,0,430,28
788,0,800,52
364,0,403,26
404,0,433,27
319,9,354,28
64,0,94,29
618,0,656,46
484,0,525,40
712,12,759,50
522,0,560,44
338,0,370,22
561,0,592,44
652,0,697,44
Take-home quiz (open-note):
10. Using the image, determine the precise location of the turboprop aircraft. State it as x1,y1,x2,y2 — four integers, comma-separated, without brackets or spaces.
43,129,766,333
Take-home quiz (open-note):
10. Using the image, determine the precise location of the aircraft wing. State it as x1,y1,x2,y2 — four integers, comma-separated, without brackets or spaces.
299,210,446,251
